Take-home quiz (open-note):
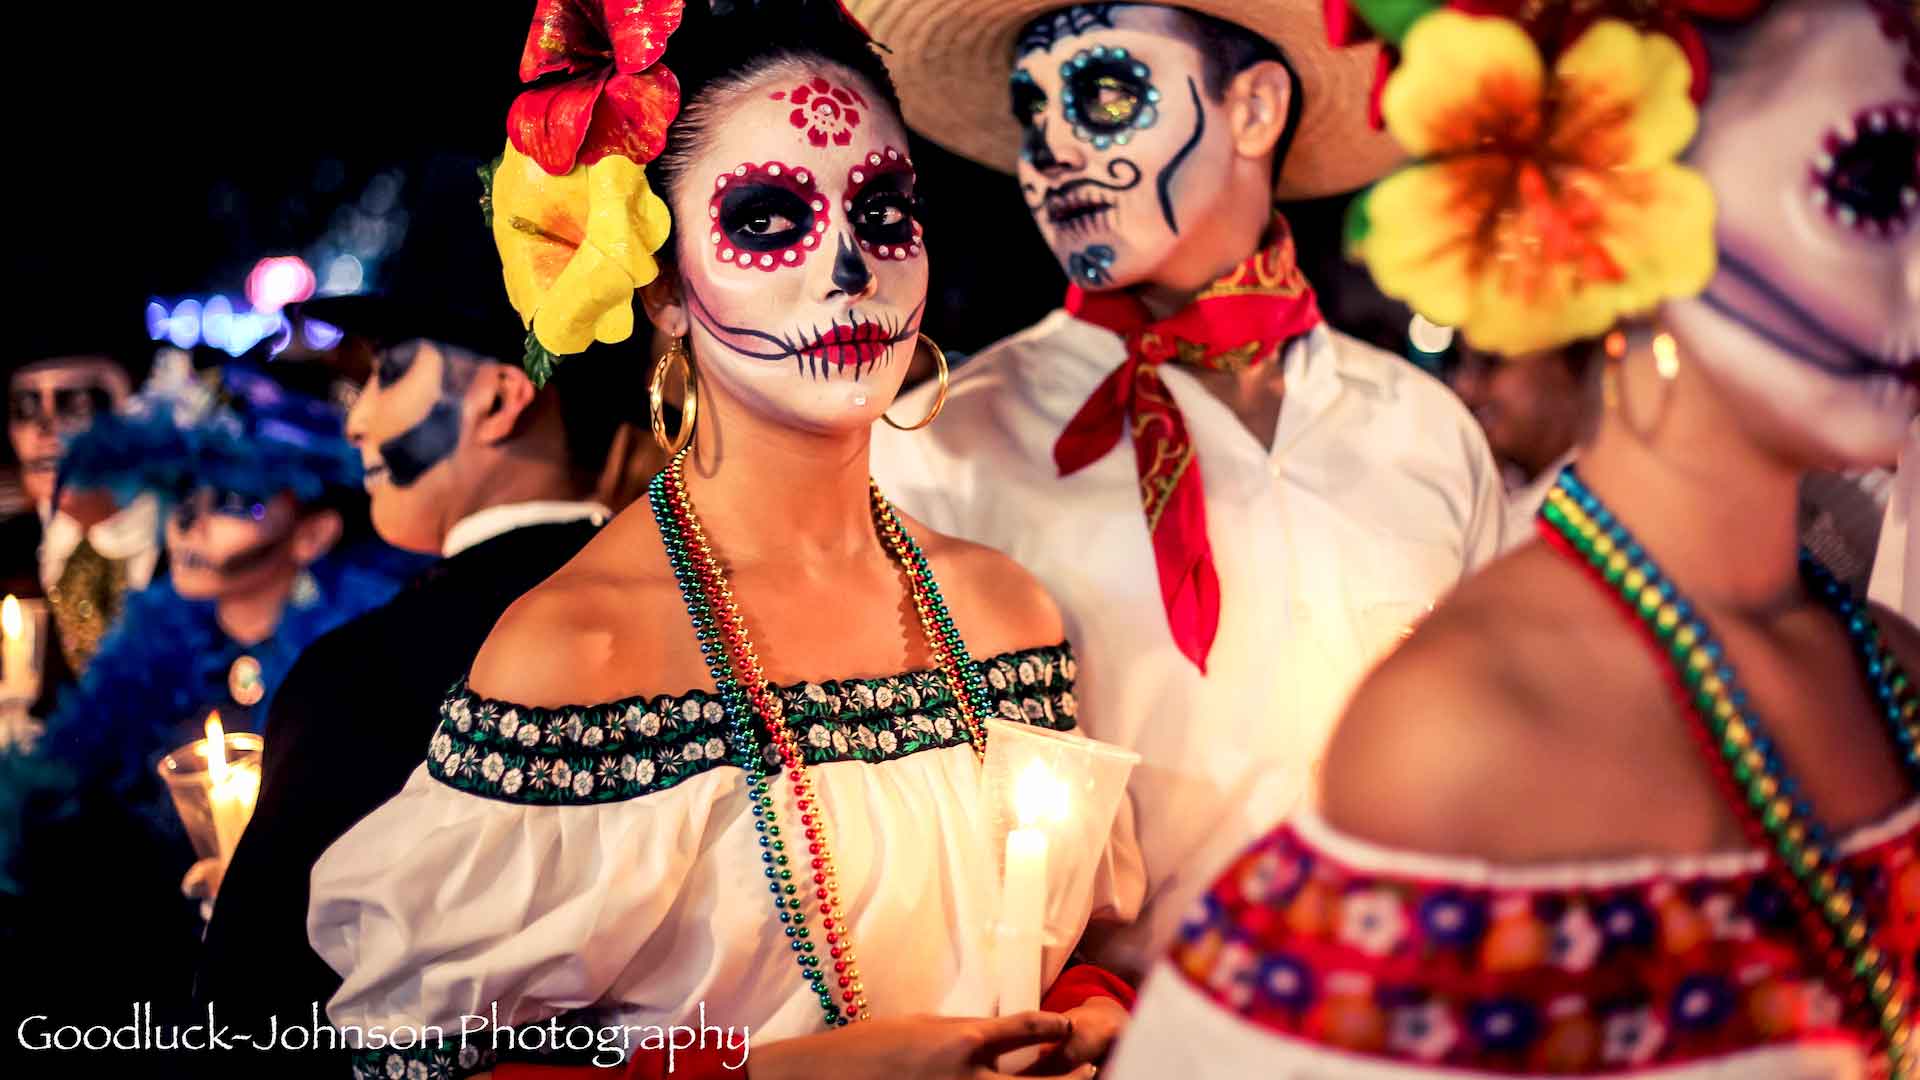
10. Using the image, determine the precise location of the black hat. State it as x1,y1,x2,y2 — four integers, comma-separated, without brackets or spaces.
9,291,158,385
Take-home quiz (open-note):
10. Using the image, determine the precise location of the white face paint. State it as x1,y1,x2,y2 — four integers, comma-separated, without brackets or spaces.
1666,0,1920,468
671,63,928,434
1009,5,1237,291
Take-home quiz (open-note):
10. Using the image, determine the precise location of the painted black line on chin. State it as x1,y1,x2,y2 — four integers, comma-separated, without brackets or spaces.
1157,77,1206,235
687,288,926,378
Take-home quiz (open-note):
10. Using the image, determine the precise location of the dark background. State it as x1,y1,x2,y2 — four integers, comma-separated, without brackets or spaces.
11,2,1411,361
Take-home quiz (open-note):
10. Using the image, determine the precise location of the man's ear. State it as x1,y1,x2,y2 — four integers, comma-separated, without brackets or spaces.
1225,60,1293,162
639,265,690,340
290,507,344,566
471,363,540,447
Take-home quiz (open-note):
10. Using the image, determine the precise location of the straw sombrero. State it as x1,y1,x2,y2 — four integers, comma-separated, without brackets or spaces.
849,0,1401,198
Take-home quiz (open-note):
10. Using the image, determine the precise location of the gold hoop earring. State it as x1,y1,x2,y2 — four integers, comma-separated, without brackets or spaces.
882,334,949,432
650,337,697,455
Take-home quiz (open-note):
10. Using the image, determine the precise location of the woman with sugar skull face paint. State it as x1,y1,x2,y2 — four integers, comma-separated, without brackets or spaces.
309,5,1139,1080
1105,2,1920,1077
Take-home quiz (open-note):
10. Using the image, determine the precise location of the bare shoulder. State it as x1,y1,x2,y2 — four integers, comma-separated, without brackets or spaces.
902,512,1065,658
1318,545,1604,857
468,513,681,708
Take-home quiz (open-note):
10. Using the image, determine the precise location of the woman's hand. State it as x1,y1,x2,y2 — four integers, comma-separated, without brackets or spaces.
1026,997,1128,1073
747,1011,1096,1080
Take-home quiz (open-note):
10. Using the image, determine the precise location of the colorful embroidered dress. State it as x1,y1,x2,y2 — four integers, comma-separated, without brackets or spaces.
310,644,1137,1080
1108,804,1920,1078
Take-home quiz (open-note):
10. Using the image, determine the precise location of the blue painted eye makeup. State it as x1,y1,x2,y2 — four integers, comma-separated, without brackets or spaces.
1060,45,1159,149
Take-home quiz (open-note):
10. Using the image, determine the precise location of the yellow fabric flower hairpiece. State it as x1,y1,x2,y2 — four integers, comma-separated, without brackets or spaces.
1351,11,1717,356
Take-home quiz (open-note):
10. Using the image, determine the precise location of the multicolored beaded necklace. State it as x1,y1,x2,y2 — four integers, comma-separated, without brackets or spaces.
1540,466,1919,1074
646,446,994,1027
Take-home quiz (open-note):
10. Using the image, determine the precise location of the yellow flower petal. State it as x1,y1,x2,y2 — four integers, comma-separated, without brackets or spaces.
1552,20,1698,170
488,141,673,358
1362,162,1479,328
1383,11,1543,159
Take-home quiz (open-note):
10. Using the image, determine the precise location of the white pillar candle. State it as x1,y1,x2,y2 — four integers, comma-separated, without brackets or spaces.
203,713,259,865
1,595,32,697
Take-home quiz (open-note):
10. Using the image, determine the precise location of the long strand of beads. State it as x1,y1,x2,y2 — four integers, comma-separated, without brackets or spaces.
650,448,1000,1025
649,473,844,1024
1540,467,1918,1073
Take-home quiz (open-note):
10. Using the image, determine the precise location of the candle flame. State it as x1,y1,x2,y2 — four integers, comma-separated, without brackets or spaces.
205,712,229,784
1013,759,1070,829
1,595,20,641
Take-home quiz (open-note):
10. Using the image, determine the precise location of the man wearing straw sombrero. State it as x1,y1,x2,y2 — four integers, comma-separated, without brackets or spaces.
861,0,1506,976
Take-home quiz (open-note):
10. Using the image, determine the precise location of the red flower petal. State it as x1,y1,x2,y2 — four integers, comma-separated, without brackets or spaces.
519,0,610,83
831,88,853,105
791,85,813,105
790,108,809,129
579,65,681,168
1668,20,1712,104
833,129,852,146
1366,48,1392,131
1682,0,1765,17
810,76,830,93
509,69,610,175
843,109,860,128
845,84,869,108
605,0,685,74
810,128,829,148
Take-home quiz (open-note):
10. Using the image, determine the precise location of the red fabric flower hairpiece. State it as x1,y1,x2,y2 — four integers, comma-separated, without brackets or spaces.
1326,0,1766,123
509,0,688,177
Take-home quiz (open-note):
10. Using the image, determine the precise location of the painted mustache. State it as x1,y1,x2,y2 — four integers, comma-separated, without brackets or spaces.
690,289,924,380
1023,158,1143,211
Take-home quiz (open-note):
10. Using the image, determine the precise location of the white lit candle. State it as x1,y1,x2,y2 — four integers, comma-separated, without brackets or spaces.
996,759,1070,1016
1,594,32,698
203,712,260,865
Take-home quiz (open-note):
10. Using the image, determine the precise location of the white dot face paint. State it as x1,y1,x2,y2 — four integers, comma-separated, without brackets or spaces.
1667,0,1920,468
673,65,929,436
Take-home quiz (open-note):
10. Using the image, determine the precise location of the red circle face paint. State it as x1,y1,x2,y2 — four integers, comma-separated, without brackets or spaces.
845,146,922,262
710,161,828,272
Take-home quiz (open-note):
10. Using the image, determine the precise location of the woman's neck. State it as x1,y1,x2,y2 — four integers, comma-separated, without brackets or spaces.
1577,350,1804,615
679,390,881,569
215,569,297,647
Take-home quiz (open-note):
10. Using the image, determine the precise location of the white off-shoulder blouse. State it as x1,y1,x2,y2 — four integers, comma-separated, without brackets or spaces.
309,643,1140,1079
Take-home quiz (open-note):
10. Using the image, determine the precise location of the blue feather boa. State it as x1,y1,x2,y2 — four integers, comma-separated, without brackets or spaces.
0,543,421,895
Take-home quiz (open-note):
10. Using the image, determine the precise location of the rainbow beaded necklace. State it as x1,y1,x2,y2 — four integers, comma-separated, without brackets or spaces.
1540,467,1919,1074
647,447,993,1027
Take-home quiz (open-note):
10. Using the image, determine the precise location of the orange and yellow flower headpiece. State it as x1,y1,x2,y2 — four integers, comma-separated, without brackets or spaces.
486,0,686,385
1331,1,1766,356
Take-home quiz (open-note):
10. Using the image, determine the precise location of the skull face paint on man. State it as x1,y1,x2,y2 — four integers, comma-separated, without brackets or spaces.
166,490,310,603
1010,4,1239,290
8,359,130,507
344,339,482,553
668,62,927,432
1665,0,1920,468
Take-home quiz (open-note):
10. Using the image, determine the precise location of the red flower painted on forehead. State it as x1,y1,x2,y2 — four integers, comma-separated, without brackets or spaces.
772,77,867,147
509,0,686,176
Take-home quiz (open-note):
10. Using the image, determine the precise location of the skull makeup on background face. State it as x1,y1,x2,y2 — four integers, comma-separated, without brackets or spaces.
671,63,927,432
1664,0,1920,468
1010,4,1237,290
166,489,303,601
344,339,483,554
8,358,130,507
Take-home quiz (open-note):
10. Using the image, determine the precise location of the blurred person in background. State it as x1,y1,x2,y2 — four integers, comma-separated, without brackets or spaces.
1448,336,1603,549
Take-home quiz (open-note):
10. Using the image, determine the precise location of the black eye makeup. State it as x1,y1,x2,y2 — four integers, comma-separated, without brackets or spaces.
844,147,922,260
1059,45,1160,149
9,385,110,425
709,162,830,271
1011,69,1048,128
374,343,419,388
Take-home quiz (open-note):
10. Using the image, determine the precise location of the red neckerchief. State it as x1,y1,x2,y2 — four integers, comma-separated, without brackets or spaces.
1054,214,1323,672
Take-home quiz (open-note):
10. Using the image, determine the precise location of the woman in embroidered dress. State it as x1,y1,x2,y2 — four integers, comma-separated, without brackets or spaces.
308,3,1136,1078
1108,1,1920,1077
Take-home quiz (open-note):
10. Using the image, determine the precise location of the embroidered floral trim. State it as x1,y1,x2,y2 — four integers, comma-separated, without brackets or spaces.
428,644,1077,805
1170,823,1919,1073
351,1036,492,1080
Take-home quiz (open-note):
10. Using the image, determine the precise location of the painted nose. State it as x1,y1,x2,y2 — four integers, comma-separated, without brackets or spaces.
831,232,875,298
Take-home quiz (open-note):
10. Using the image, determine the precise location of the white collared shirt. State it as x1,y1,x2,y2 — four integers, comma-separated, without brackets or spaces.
39,493,163,594
441,500,612,558
871,312,1504,974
